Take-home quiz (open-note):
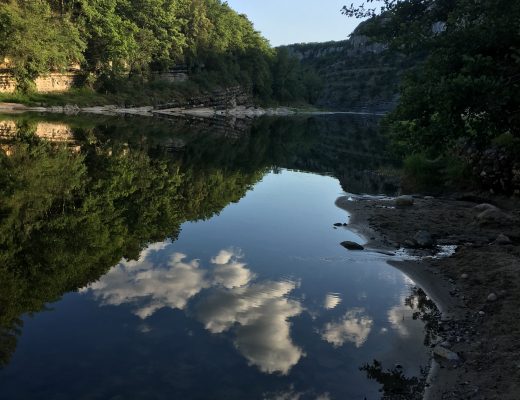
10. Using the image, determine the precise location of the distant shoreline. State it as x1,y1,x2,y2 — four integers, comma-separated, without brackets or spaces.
0,102,386,118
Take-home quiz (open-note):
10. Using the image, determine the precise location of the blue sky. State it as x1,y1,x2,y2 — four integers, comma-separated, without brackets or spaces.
226,0,365,46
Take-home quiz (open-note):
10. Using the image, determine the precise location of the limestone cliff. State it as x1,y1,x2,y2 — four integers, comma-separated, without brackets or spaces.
284,24,410,112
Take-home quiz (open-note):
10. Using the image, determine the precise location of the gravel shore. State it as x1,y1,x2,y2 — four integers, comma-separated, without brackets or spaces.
337,194,520,400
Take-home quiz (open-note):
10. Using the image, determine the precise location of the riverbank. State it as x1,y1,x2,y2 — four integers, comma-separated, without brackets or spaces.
0,102,384,119
337,194,520,399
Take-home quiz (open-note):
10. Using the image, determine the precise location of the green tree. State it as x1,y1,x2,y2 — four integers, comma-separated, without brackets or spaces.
0,0,85,91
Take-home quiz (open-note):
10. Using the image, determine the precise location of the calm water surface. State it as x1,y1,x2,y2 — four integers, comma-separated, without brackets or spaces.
0,115,432,399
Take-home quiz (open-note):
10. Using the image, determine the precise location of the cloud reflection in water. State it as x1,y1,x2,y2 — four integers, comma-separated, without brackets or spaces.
321,308,373,348
82,244,304,375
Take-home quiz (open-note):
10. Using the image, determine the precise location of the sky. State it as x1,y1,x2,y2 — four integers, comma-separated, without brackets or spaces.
225,0,366,47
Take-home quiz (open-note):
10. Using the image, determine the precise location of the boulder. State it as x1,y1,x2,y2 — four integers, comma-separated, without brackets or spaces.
414,231,435,248
340,241,364,251
395,195,414,207
476,208,514,226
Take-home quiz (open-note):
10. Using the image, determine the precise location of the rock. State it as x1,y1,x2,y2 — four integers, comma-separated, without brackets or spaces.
395,195,414,207
494,234,512,245
333,223,343,227
414,230,435,248
461,273,469,280
340,241,364,251
474,203,498,212
476,208,514,226
478,311,486,316
433,346,460,362
424,196,435,200
487,293,497,302
403,239,416,248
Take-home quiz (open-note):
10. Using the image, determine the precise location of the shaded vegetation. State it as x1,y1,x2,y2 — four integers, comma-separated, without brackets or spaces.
343,0,520,193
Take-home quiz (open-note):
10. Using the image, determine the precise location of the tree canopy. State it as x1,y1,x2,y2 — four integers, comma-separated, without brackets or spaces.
343,0,520,157
0,0,317,102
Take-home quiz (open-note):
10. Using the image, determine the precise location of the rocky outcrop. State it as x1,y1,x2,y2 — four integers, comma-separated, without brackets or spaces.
155,86,252,111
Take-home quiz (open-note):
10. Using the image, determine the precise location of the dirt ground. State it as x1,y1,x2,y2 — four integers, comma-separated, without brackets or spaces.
336,194,520,400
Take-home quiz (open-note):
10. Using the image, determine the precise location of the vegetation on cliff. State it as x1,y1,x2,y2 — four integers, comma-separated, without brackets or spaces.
0,0,319,103
343,0,520,194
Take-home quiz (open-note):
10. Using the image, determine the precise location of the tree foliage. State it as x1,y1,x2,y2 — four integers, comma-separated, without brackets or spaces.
343,0,520,158
0,0,313,102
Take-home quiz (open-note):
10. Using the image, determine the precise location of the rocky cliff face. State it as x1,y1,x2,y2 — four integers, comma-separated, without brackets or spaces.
285,31,407,112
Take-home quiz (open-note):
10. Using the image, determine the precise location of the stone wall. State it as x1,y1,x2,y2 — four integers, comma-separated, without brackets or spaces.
0,73,17,93
0,72,80,93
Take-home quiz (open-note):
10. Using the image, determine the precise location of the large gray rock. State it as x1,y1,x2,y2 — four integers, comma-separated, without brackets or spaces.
395,195,414,207
476,208,514,226
340,241,364,251
414,230,435,248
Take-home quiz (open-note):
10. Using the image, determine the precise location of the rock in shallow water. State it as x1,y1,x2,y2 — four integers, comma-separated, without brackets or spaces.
340,241,364,251
395,195,414,207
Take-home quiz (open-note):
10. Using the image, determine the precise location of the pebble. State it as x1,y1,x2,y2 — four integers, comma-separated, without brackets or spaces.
461,273,469,279
487,293,498,302
433,345,460,361
478,311,486,316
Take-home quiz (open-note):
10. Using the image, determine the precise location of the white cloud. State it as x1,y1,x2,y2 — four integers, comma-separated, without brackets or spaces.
211,249,254,289
324,294,341,310
387,297,421,338
84,245,305,375
196,280,304,375
321,308,373,348
84,247,209,319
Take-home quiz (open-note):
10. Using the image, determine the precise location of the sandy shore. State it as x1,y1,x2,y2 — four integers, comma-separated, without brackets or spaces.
337,194,520,400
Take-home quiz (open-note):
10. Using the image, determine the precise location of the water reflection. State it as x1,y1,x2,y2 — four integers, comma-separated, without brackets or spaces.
83,245,304,375
196,279,303,375
0,114,431,399
323,294,341,310
321,308,374,348
83,247,209,319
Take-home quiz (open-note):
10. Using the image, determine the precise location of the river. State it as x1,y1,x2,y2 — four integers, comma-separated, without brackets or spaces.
0,113,434,399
